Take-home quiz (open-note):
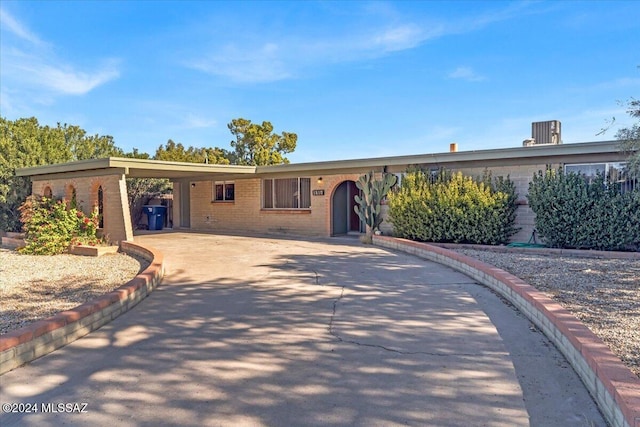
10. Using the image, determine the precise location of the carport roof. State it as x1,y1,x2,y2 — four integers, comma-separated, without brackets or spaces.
16,140,625,180
16,157,257,180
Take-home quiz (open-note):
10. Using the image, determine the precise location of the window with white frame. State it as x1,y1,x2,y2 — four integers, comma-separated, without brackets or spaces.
564,162,635,192
213,181,235,201
263,178,311,209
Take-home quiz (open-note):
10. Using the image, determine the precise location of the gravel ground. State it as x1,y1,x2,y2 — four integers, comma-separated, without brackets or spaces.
0,248,149,334
454,249,640,378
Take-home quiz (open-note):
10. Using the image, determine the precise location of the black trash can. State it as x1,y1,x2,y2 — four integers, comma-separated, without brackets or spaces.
144,205,167,231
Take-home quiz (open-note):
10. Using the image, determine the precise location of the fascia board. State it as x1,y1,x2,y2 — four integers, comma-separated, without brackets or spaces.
17,157,257,178
16,141,624,179
256,141,623,175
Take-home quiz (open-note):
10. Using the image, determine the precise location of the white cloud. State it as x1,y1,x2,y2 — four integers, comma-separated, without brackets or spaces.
184,113,217,129
186,22,435,84
0,87,14,116
3,48,121,95
189,42,293,83
448,67,485,82
0,8,43,45
184,2,536,85
15,60,120,96
0,8,120,98
371,24,427,52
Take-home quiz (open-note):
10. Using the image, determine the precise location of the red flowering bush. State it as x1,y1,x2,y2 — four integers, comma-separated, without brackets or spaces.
70,205,101,247
18,195,104,255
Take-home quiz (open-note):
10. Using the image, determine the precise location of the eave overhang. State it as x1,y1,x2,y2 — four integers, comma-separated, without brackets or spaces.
16,140,626,180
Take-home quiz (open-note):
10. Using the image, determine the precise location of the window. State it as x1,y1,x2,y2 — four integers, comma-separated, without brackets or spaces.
565,163,606,179
97,186,104,228
263,178,311,209
213,181,234,201
66,185,77,209
565,162,635,192
392,172,405,188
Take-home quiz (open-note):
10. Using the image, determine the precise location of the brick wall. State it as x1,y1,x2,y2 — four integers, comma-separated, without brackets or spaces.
190,177,325,236
188,174,365,236
185,165,555,241
28,163,558,242
31,174,133,243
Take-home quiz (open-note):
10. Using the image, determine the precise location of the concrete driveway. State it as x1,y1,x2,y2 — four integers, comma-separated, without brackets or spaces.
0,232,605,426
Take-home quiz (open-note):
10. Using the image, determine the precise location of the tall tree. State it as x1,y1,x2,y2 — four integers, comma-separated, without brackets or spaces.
0,117,121,232
63,124,123,161
616,97,640,179
228,118,297,166
127,140,231,228
154,139,230,164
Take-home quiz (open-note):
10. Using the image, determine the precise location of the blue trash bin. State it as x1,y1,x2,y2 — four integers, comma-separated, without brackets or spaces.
144,205,167,231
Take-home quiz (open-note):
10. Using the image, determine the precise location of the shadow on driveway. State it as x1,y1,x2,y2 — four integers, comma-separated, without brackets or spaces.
0,233,606,426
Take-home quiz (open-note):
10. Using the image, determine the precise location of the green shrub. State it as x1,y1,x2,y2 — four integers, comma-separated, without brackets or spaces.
388,170,518,244
527,168,640,251
18,195,103,255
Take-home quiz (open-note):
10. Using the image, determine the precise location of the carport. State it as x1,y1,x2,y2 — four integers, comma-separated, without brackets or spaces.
16,158,256,242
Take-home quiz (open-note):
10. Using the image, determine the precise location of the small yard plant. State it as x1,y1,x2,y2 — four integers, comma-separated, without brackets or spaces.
527,168,640,251
18,195,104,255
388,169,518,245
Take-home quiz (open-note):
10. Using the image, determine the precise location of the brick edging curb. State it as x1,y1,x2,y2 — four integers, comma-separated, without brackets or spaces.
373,235,640,427
0,241,164,375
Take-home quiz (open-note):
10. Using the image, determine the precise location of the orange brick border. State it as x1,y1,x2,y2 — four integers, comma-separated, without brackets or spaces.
373,235,640,427
0,241,164,375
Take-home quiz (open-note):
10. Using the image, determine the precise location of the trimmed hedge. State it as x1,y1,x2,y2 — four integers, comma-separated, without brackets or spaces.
388,170,518,245
527,168,640,251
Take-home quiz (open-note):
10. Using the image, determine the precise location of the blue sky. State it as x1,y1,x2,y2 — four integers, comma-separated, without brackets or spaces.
1,1,639,163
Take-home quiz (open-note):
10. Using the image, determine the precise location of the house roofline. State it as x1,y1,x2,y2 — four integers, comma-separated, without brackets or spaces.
256,140,623,174
16,140,625,179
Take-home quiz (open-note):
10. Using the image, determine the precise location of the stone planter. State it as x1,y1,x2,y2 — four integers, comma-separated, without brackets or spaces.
68,245,119,257
1,232,26,249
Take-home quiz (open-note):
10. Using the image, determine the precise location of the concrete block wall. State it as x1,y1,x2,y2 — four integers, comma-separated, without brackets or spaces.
373,235,640,427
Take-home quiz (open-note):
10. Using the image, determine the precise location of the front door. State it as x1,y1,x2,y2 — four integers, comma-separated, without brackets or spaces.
332,180,362,235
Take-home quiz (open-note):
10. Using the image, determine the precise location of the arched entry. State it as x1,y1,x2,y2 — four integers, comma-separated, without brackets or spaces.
97,185,104,228
332,180,363,235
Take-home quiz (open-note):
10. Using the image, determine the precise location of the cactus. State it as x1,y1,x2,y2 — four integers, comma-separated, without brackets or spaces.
354,171,397,235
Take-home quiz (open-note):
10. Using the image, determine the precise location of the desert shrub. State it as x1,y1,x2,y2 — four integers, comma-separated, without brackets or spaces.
527,168,640,250
18,195,103,255
388,170,518,244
